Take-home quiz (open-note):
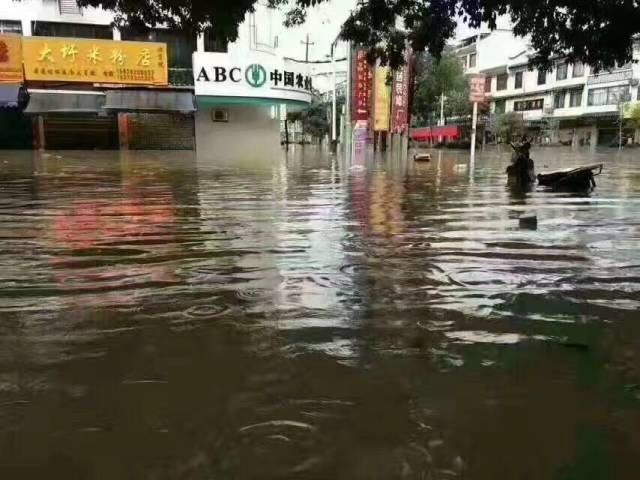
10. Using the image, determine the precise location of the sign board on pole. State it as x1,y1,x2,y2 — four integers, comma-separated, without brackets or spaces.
353,49,372,122
374,66,391,132
469,74,486,103
390,48,413,134
23,36,168,85
0,34,24,83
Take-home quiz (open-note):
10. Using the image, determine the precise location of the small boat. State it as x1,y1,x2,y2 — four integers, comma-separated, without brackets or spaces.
537,163,603,191
414,153,432,162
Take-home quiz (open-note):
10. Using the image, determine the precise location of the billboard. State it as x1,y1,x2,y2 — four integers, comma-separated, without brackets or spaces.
193,52,313,104
23,36,168,85
0,34,23,83
374,66,391,132
469,74,487,102
353,49,372,121
391,49,414,134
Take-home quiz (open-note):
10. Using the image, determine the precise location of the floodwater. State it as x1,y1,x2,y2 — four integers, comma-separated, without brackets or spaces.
0,146,639,479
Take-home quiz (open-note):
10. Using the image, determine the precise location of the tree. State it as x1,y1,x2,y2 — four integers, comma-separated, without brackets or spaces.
77,0,640,72
495,112,525,144
412,53,470,126
626,104,640,132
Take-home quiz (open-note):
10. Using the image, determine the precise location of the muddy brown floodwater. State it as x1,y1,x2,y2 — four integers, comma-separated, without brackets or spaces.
0,147,639,479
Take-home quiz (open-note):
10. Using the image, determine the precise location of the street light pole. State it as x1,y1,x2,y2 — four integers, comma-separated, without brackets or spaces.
329,34,340,153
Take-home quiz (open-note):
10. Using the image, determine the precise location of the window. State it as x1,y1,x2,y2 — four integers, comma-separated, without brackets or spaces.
497,74,508,91
537,69,547,85
494,99,506,114
0,20,22,34
587,85,630,106
204,27,228,53
459,56,467,70
514,98,544,111
556,62,568,80
572,62,585,77
484,76,492,93
32,21,112,39
469,53,477,68
554,91,566,109
569,89,583,107
514,71,523,89
58,0,82,15
122,27,196,68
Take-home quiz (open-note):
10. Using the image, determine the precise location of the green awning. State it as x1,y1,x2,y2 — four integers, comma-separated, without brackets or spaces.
196,95,310,111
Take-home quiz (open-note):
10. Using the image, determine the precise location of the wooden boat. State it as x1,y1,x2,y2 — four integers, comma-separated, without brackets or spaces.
414,153,432,162
537,163,603,191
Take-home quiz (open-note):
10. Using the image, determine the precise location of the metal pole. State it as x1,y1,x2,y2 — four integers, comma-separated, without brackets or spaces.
471,101,478,161
332,51,337,144
440,93,445,126
345,42,352,155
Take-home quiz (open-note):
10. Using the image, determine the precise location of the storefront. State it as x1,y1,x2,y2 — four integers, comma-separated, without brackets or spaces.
192,51,313,161
1,34,197,150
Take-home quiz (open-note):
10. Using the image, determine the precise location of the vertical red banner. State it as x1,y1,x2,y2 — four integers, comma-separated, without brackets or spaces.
391,48,414,134
353,49,372,122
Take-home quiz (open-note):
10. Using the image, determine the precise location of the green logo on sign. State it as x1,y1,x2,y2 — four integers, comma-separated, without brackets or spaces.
245,64,267,88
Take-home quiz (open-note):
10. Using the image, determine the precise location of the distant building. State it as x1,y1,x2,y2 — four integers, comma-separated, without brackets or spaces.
453,30,640,146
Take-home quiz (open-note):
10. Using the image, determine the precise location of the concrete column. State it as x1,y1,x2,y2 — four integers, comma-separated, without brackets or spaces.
34,115,45,151
21,19,32,36
590,124,598,150
118,113,129,150
571,128,579,149
197,33,205,53
112,27,121,41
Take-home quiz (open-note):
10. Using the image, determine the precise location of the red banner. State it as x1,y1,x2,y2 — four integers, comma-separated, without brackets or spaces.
391,49,414,134
353,49,372,121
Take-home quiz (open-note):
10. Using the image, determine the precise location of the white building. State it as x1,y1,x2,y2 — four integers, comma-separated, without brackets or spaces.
454,30,640,146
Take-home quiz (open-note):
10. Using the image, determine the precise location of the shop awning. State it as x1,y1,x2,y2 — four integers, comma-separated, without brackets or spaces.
0,85,21,109
24,91,105,114
103,90,196,112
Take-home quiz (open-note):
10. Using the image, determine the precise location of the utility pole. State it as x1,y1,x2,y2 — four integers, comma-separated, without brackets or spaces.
301,34,315,63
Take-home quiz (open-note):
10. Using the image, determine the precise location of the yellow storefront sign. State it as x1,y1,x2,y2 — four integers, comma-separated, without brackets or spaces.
23,36,168,86
374,66,391,132
0,34,24,83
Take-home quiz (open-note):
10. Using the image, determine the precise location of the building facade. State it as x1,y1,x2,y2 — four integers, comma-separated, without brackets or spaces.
455,30,640,146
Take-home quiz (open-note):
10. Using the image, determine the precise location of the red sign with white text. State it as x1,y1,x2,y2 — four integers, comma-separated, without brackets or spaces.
391,49,414,134
354,49,372,121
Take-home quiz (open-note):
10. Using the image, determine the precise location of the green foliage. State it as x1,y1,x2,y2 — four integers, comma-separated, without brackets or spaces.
412,53,470,125
626,104,640,131
76,0,640,72
496,112,525,143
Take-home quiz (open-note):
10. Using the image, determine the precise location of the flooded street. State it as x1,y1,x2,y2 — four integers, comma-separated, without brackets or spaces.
1,147,639,479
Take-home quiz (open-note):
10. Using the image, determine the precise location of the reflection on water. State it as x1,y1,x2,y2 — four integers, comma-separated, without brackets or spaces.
0,147,639,478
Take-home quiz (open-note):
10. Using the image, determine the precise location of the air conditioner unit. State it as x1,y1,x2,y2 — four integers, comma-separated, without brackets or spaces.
211,109,229,123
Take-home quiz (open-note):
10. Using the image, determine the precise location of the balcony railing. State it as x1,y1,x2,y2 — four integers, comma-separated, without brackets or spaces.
588,69,633,85
169,68,194,87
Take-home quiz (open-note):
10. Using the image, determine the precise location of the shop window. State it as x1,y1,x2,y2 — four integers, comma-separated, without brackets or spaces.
0,20,22,34
537,69,547,85
556,62,568,80
515,71,523,89
496,74,508,91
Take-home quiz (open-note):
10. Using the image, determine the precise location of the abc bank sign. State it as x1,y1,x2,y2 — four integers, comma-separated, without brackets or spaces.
193,52,313,104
